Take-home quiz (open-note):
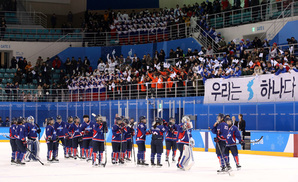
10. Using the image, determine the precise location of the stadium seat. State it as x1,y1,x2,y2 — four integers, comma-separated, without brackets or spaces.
23,84,29,89
29,84,36,89
32,79,37,84
7,78,12,83
27,35,34,39
3,73,9,78
9,73,14,78
53,74,59,79
0,73,3,78
2,79,7,84
0,68,5,73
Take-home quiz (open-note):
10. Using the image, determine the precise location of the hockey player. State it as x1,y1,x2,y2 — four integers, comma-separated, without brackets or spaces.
9,118,17,164
225,118,243,170
111,117,127,164
54,115,67,158
15,117,27,165
81,115,94,161
65,116,73,158
45,117,58,162
165,117,178,162
136,116,151,166
120,118,128,163
150,118,166,167
125,118,135,161
176,116,195,169
212,113,229,173
92,115,108,166
68,116,82,159
25,116,41,161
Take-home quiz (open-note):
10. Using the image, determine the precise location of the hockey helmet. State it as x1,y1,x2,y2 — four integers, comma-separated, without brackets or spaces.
182,116,190,123
139,116,146,123
27,116,35,124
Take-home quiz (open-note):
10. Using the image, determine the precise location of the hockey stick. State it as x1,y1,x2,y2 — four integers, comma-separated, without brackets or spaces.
226,136,263,147
103,127,107,167
131,135,136,164
216,141,234,176
2,134,10,139
26,148,50,166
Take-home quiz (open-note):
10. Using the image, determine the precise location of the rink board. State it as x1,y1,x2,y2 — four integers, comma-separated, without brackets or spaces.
1,127,297,157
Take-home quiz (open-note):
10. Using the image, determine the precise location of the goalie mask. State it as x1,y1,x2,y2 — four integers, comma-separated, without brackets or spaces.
27,116,35,124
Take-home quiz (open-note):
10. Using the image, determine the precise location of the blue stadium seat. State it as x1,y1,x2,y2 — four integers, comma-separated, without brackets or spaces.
34,35,40,40
0,68,5,73
27,35,34,39
9,73,14,78
3,73,9,78
2,79,7,84
0,73,3,78
29,84,36,89
7,78,12,83
23,84,29,89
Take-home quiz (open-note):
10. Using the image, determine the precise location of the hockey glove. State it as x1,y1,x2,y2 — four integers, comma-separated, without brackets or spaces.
214,137,220,143
78,137,83,143
22,140,27,145
163,121,168,126
48,136,53,142
240,140,245,144
37,128,41,134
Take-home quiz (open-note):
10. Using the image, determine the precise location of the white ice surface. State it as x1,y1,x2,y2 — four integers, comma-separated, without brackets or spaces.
0,142,297,182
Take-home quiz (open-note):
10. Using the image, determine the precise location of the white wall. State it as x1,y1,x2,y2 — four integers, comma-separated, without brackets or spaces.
217,16,298,43
0,41,81,65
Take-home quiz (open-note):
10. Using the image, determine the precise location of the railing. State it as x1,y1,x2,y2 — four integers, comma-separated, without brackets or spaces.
0,10,47,27
0,80,205,102
259,2,294,41
208,0,298,29
192,23,219,53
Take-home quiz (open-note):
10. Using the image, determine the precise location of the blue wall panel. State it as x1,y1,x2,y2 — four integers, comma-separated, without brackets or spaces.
275,102,294,131
257,103,274,130
270,20,298,45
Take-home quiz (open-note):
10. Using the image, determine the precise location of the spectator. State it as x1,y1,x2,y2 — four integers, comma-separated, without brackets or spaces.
51,13,57,28
5,117,9,127
36,56,43,67
0,117,3,126
275,64,287,75
10,56,17,68
52,57,61,69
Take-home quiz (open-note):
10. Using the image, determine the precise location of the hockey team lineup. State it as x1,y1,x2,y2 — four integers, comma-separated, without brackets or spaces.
7,112,263,175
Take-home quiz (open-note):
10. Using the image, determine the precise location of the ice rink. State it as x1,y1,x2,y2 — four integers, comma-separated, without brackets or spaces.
0,142,297,182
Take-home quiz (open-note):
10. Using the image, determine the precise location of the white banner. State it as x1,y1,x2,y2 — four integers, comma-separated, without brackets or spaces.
204,72,298,103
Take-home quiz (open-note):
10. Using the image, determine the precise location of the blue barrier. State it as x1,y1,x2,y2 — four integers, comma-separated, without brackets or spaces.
0,96,297,131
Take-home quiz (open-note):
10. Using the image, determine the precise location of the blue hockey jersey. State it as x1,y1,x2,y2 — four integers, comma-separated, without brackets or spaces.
28,124,38,140
211,121,229,141
68,123,81,138
46,125,57,143
165,124,178,141
15,124,26,141
176,123,192,144
80,121,94,140
112,124,126,143
136,123,150,143
126,126,134,142
92,123,107,142
9,124,17,139
151,125,166,140
226,125,242,144
54,121,67,138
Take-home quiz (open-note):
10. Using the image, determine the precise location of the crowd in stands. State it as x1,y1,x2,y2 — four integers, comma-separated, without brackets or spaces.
81,0,292,44
0,36,297,102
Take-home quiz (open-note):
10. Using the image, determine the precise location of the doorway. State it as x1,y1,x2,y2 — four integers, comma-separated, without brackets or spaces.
0,51,12,68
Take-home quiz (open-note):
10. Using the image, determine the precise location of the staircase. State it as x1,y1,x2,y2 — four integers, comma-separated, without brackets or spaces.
191,24,219,53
